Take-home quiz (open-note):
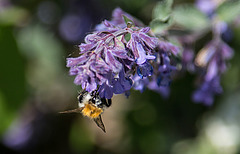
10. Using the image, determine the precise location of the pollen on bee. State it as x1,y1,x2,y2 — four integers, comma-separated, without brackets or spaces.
81,104,103,119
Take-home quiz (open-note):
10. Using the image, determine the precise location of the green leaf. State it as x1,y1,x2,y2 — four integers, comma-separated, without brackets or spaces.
0,26,26,135
150,17,173,33
217,0,240,23
16,25,66,92
0,26,26,110
124,33,131,42
0,6,29,26
123,15,135,28
0,92,17,135
173,4,209,31
152,0,173,21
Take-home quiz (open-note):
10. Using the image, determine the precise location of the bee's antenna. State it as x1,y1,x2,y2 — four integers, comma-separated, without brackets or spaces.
59,108,83,114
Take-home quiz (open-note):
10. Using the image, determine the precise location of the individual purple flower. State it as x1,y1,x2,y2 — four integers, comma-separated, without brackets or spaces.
137,61,153,78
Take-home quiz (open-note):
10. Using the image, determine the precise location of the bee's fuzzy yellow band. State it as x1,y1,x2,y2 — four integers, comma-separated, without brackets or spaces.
81,104,103,119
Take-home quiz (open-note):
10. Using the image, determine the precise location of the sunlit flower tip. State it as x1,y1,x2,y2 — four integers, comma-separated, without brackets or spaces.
137,62,153,78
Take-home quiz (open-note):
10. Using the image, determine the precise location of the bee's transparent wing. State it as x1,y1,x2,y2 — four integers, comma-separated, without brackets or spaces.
94,115,106,133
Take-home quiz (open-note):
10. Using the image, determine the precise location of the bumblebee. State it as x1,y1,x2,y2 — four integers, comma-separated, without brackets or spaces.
59,90,112,132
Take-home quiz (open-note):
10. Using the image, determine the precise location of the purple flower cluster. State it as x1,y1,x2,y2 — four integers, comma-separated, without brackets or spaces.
193,39,233,105
179,0,235,105
66,10,162,99
66,8,180,99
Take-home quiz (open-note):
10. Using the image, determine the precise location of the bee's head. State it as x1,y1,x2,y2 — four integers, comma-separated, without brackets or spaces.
77,91,91,107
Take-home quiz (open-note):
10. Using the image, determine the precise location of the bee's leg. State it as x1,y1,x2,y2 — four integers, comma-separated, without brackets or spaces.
100,98,112,107
101,98,107,106
78,87,86,94
106,99,112,107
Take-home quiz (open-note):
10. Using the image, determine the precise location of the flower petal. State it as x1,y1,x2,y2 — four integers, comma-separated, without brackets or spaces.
66,54,90,67
79,43,97,54
105,49,122,72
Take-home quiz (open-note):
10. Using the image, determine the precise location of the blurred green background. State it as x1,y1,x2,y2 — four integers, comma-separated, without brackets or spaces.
1,0,240,153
